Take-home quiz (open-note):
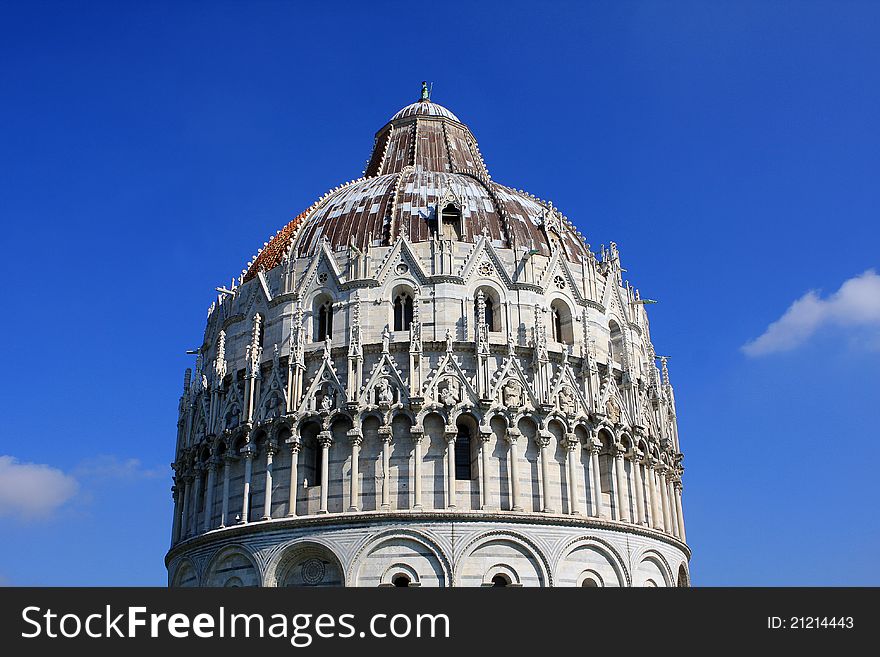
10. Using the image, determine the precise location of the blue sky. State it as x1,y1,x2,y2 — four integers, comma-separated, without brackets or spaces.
1,1,878,585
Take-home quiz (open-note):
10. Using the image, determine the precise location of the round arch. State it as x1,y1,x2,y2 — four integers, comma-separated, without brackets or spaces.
350,529,451,588
456,530,551,587
202,544,261,587
555,536,630,587
266,540,346,587
170,558,199,588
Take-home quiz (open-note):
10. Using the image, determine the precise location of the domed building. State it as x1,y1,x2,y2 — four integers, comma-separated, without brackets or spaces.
166,84,690,588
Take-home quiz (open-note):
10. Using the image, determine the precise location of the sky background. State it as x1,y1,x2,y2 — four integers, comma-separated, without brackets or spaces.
1,0,878,586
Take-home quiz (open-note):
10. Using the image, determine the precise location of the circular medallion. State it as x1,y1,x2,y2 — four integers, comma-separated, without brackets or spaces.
301,558,326,585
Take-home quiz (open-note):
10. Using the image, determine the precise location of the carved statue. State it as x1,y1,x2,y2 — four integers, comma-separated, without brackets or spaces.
605,398,621,424
502,379,523,408
320,390,334,412
558,385,575,415
376,378,394,404
445,328,453,352
382,326,391,353
439,378,460,407
323,337,332,360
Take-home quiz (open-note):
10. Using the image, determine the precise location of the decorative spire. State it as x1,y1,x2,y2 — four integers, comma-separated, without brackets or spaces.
420,80,430,102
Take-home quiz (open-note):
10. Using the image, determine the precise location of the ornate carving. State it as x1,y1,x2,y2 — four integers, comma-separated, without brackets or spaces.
558,385,575,415
502,379,523,408
605,398,621,424
301,558,326,585
376,377,394,405
438,377,461,407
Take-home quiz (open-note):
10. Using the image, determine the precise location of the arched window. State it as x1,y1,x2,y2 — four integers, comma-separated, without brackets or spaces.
581,578,599,588
609,320,624,364
198,454,209,513
597,429,615,517
313,439,322,486
474,288,501,332
550,300,573,344
393,291,414,331
440,203,462,240
392,574,411,588
474,294,499,331
491,574,510,587
315,299,333,342
455,425,472,480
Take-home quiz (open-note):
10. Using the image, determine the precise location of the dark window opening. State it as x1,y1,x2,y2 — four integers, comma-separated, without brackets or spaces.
491,575,509,587
316,302,333,342
553,307,563,343
393,575,411,588
582,578,599,588
313,441,323,486
393,293,414,331
455,427,472,480
609,320,624,364
474,293,497,332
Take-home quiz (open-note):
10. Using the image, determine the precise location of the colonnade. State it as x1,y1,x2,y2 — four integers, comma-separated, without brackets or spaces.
172,424,686,545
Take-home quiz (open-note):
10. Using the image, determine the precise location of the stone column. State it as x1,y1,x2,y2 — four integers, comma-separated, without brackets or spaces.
239,446,254,524
507,428,523,512
589,440,604,518
318,431,332,514
220,453,233,528
180,475,192,538
203,458,218,532
171,484,183,543
613,445,629,522
537,434,554,513
348,431,362,512
380,427,392,510
658,466,671,533
480,432,492,510
646,459,660,530
674,479,687,542
631,451,647,526
261,444,276,520
411,428,423,510
445,430,457,509
191,466,204,536
667,475,679,538
286,439,301,517
565,434,581,515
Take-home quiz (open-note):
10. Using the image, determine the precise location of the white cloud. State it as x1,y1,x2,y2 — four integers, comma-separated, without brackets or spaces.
743,270,880,357
73,455,164,480
0,456,79,520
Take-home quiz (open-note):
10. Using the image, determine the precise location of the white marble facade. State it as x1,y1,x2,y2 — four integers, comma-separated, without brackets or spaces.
167,91,690,587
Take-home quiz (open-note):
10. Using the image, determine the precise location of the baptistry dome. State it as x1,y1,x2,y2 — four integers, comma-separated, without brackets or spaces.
245,82,588,276
167,84,691,589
